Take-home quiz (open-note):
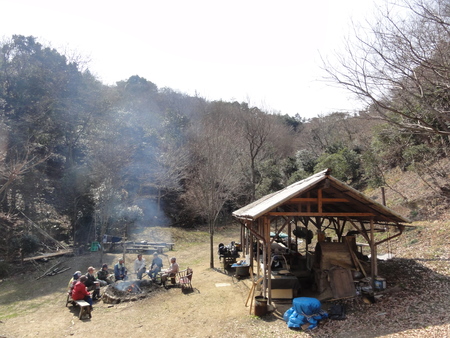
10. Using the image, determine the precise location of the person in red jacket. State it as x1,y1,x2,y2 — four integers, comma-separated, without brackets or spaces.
72,275,93,309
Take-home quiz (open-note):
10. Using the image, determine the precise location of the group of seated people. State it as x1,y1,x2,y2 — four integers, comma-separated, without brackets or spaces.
67,253,181,309
132,252,179,284
68,261,123,309
67,264,113,309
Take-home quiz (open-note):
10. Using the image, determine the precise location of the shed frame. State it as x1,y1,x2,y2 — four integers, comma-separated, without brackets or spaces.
232,169,410,304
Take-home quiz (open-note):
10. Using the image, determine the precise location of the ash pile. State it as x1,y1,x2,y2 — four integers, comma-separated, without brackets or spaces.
102,279,161,304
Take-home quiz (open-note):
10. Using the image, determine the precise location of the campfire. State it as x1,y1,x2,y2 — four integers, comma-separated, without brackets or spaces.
126,282,142,293
102,279,159,304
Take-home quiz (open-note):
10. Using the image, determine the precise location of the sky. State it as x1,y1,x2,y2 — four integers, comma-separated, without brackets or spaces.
0,0,379,118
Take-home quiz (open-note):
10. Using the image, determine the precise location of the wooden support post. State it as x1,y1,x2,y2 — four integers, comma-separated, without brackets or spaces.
264,216,271,304
317,188,323,213
370,218,377,285
240,225,245,256
258,217,267,300
287,219,292,252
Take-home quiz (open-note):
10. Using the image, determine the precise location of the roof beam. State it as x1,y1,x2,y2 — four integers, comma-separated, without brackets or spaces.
267,212,376,217
286,197,349,203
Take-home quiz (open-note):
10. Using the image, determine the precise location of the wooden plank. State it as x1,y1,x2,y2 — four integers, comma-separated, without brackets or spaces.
271,289,293,299
329,259,354,270
75,300,91,319
126,246,159,252
346,241,367,277
126,242,175,252
329,266,357,299
75,300,90,306
267,212,376,217
23,249,73,262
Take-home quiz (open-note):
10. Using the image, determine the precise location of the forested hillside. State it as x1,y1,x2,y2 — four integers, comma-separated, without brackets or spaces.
1,0,450,273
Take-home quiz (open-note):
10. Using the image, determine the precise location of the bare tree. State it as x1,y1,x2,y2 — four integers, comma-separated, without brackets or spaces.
240,106,272,201
324,0,450,137
182,108,244,269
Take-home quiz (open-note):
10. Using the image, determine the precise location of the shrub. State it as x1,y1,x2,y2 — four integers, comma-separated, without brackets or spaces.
0,261,9,278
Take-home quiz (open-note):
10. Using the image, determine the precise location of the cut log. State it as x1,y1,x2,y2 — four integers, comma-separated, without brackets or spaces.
25,249,73,262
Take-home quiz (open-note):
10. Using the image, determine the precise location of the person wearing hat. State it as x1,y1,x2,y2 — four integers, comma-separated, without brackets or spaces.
85,266,102,300
97,263,113,285
148,252,163,281
68,271,82,296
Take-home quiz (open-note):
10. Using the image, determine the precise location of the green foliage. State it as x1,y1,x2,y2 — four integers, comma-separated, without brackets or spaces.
409,209,419,220
256,160,284,198
367,120,447,194
409,238,418,245
19,234,40,255
3,29,450,263
295,149,317,174
278,113,304,132
10,234,40,258
280,157,298,182
403,144,438,170
0,261,9,278
286,170,309,185
314,147,361,183
360,149,384,188
371,123,419,170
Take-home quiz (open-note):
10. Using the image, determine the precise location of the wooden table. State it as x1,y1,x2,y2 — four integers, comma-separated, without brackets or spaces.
125,242,175,254
219,255,238,269
268,272,300,299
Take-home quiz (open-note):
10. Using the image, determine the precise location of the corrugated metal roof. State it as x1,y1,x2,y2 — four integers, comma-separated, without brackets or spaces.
232,169,410,224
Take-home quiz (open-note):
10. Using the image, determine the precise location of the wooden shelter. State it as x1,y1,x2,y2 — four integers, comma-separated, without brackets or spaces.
232,169,410,303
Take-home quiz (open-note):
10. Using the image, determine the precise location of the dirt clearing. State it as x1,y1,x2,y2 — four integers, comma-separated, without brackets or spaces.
2,225,450,338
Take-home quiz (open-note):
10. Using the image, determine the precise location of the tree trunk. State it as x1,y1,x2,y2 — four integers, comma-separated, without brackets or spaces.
209,222,214,269
123,223,128,262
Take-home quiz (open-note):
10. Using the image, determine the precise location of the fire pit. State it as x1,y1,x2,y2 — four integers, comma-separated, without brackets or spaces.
102,279,160,304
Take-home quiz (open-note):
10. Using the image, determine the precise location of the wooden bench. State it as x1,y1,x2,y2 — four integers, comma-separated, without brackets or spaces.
66,294,92,319
126,245,153,253
125,242,175,252
74,300,92,319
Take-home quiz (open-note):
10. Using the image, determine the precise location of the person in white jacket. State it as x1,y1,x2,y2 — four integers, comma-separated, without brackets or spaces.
133,254,146,280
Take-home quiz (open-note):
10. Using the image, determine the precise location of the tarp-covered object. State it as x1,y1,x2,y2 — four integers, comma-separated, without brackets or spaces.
283,297,328,330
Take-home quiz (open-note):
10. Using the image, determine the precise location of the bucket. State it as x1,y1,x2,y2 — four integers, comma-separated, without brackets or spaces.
374,277,386,291
254,296,267,316
235,265,250,277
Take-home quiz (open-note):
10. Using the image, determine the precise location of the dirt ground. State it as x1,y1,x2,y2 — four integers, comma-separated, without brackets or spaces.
2,224,450,338
0,226,295,338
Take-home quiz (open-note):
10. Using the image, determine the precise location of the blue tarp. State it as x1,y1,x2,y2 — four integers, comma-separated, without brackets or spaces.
283,297,328,330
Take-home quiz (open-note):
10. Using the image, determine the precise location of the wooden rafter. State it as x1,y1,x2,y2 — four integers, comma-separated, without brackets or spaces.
268,212,376,217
